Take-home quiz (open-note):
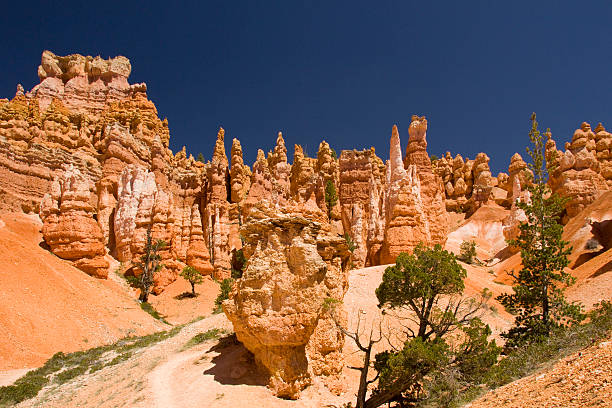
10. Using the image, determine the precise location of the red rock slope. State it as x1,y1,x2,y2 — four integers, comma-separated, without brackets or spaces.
0,212,164,369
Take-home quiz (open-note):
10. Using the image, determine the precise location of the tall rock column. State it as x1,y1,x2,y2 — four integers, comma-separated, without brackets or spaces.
380,118,449,264
203,128,232,278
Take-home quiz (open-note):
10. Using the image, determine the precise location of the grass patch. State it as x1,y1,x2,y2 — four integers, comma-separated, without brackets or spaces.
140,301,170,324
182,328,227,350
106,352,132,367
0,325,184,406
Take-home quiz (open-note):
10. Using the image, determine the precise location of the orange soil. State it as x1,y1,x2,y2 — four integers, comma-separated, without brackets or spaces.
148,275,220,325
0,212,165,369
470,338,612,408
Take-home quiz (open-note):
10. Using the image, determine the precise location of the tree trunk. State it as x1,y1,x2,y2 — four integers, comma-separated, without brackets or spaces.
191,282,196,296
542,282,549,327
356,346,372,408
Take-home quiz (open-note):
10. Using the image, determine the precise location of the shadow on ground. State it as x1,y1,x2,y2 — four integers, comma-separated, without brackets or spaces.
202,335,269,386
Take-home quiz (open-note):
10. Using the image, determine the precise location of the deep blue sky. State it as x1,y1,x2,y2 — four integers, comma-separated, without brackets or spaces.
1,1,610,174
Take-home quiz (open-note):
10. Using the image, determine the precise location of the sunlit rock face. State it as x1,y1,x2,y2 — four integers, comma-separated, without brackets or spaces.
223,204,350,399
338,147,385,267
40,165,109,278
380,117,449,264
546,122,610,223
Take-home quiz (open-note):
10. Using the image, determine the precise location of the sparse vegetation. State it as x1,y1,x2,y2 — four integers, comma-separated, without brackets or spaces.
331,148,338,160
443,301,612,407
182,328,228,350
585,238,600,250
196,152,205,162
430,154,439,161
0,326,183,405
180,265,203,297
140,301,170,324
458,240,477,264
213,278,234,314
333,244,498,408
231,248,246,279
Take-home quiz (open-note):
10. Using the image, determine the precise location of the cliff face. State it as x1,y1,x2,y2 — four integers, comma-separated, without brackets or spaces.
4,50,605,292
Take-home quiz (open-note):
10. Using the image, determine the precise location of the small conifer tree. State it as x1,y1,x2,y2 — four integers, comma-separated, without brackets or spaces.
180,265,203,296
324,179,338,221
497,113,583,348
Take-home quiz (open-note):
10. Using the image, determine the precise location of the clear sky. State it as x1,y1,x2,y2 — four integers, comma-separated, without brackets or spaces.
1,1,610,174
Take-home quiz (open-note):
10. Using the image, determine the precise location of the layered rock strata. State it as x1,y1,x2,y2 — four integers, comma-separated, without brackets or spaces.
40,165,109,278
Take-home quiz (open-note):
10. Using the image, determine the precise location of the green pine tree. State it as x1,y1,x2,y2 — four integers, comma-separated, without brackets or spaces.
497,113,583,349
180,265,204,296
324,179,338,221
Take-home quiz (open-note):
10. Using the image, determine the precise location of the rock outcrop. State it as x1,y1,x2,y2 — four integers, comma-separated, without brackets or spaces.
380,117,449,263
223,204,350,399
547,123,610,223
40,165,109,278
433,151,503,212
338,148,386,267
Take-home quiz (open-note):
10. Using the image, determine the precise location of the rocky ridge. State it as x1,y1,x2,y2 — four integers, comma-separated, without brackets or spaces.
1,50,610,293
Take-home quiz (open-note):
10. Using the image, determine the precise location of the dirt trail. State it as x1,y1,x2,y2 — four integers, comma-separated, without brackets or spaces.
149,349,203,408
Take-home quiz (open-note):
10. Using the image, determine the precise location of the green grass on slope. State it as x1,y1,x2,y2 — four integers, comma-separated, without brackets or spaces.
0,325,184,406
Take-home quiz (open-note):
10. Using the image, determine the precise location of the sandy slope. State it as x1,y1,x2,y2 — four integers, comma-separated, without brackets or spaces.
469,339,612,408
0,212,165,369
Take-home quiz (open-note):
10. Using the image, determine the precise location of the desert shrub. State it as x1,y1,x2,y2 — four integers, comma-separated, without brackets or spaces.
180,265,204,296
231,249,247,279
585,238,600,250
0,326,185,405
458,240,477,264
182,328,227,350
444,301,612,407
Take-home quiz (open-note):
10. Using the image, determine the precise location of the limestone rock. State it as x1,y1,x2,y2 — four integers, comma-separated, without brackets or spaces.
380,118,448,263
547,123,610,223
40,165,109,278
338,148,385,267
223,205,350,399
230,138,251,203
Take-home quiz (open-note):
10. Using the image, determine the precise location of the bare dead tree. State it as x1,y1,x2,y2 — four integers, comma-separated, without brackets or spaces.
326,303,383,408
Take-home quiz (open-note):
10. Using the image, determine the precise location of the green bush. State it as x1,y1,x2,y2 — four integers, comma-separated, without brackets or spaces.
458,240,477,264
214,278,234,314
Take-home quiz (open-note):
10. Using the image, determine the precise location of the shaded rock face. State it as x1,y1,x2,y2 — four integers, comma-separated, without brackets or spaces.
40,165,109,278
223,205,349,399
546,122,610,223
